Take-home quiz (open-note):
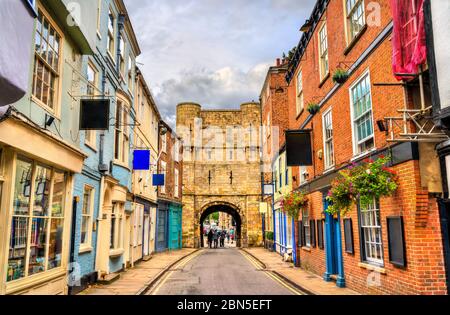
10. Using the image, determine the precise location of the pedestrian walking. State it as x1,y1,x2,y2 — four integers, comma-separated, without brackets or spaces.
220,230,226,247
207,229,213,249
213,230,219,249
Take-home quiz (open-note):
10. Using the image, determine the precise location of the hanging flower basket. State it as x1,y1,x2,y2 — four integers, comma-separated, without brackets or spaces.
326,156,398,216
332,68,349,84
280,191,308,220
307,103,320,115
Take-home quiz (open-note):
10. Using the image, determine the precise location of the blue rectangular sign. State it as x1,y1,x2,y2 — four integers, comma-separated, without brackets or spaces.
152,174,165,186
133,150,150,170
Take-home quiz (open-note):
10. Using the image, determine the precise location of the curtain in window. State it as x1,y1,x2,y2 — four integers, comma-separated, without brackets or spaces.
391,0,427,81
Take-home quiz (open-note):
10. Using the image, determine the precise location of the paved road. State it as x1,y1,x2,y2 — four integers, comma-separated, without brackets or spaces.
151,248,296,295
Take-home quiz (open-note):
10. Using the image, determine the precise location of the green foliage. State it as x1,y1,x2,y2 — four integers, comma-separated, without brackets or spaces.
307,103,320,115
332,68,349,84
265,231,274,241
326,156,398,216
281,191,308,219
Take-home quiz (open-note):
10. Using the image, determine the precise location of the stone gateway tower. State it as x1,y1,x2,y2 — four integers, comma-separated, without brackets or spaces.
176,102,263,248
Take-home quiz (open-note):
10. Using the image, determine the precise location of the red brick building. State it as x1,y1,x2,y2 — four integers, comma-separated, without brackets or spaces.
260,59,290,245
156,121,183,252
282,0,447,294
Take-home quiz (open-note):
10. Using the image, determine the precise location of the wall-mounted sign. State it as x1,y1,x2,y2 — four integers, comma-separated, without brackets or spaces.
152,174,165,186
133,150,150,170
259,202,268,214
263,184,274,196
286,130,313,166
79,99,110,130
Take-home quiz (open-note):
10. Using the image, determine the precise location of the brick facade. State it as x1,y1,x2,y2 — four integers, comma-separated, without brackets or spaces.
278,0,447,295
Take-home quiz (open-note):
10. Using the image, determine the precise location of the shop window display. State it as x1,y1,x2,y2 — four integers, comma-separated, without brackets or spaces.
7,158,67,282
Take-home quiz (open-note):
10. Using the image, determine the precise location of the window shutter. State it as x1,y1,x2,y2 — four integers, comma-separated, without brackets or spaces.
344,218,354,254
317,220,324,249
310,220,316,248
387,216,407,267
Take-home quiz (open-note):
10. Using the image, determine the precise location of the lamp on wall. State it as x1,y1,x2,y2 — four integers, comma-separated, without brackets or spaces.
377,119,389,133
300,19,312,32
45,114,55,129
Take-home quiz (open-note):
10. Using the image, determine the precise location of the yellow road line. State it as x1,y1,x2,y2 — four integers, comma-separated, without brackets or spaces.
239,250,304,296
150,250,204,295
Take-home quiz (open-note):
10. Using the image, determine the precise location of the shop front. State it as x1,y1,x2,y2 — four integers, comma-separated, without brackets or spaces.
0,116,85,295
156,201,169,253
168,203,182,250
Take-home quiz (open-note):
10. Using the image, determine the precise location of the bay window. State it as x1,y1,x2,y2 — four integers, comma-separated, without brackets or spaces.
110,202,124,250
114,100,130,164
8,157,67,282
318,23,329,80
322,109,335,170
359,199,384,265
345,0,365,43
350,72,374,155
32,8,61,111
80,185,94,248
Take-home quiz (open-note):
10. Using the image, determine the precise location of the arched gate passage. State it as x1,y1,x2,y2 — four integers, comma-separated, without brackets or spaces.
200,203,242,248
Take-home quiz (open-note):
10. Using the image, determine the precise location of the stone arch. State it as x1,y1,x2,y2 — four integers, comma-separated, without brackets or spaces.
199,201,245,248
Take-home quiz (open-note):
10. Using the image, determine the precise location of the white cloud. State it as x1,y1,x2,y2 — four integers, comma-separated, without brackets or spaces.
124,0,316,127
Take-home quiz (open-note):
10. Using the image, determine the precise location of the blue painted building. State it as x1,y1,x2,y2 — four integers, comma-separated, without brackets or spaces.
69,0,141,290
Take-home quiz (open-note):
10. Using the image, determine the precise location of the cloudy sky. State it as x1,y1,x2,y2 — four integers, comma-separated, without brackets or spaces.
123,0,316,127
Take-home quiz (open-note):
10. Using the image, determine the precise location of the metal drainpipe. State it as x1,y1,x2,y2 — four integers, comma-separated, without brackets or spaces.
68,196,79,295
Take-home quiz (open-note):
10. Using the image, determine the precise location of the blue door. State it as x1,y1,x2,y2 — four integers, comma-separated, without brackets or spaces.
156,209,168,252
168,206,182,250
323,197,346,288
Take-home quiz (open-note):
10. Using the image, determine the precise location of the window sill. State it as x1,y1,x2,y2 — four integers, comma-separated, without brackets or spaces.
358,262,386,274
109,248,124,258
302,246,312,252
79,245,93,254
344,24,368,56
31,96,61,121
323,166,335,175
318,72,330,88
350,148,377,162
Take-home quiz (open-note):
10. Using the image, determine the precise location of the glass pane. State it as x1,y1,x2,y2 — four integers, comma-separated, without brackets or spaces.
48,218,64,270
28,218,48,276
52,171,65,217
33,165,51,217
81,216,89,245
13,159,33,215
7,217,29,282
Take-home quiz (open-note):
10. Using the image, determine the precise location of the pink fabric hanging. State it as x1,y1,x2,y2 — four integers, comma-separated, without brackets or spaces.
390,0,427,81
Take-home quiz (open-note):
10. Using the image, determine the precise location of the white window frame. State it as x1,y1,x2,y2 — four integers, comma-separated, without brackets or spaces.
110,202,124,251
114,99,130,165
318,22,329,81
322,108,335,170
7,158,67,282
32,6,63,115
345,0,366,44
96,0,102,37
349,69,375,157
303,208,311,247
107,7,115,59
296,70,304,115
161,133,167,153
80,185,95,250
174,140,180,162
119,34,126,77
160,161,167,194
174,169,179,198
359,198,384,266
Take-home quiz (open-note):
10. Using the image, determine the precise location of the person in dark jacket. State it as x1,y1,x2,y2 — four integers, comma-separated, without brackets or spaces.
207,229,213,248
213,230,219,249
220,230,226,247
